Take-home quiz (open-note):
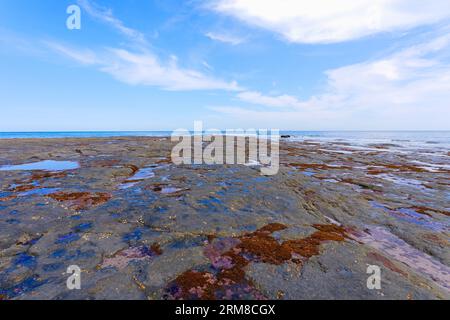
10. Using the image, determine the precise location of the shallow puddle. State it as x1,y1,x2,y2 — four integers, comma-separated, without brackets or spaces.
160,187,183,194
0,160,79,172
130,167,156,180
119,164,169,189
393,208,448,232
375,173,426,190
302,171,316,177
20,188,60,197
369,201,448,231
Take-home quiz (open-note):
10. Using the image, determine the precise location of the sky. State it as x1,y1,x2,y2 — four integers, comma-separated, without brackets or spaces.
0,0,450,131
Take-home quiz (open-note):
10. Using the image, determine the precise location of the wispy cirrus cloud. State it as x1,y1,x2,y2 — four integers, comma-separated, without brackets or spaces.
47,41,240,91
209,0,450,44
46,41,99,65
77,0,147,46
101,48,240,91
205,31,246,45
237,91,305,108
45,0,240,91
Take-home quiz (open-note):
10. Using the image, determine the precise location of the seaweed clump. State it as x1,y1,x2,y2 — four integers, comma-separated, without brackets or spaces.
410,206,450,217
165,222,348,300
289,163,351,171
48,191,111,210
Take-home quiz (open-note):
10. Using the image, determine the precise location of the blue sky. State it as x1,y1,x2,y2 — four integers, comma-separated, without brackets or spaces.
1,0,450,131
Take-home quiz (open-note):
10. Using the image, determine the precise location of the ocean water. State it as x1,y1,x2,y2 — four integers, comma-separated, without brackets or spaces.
0,131,449,149
282,131,450,150
0,131,172,139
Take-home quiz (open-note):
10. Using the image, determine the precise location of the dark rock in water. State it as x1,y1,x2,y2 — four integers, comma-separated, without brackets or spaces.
281,135,291,138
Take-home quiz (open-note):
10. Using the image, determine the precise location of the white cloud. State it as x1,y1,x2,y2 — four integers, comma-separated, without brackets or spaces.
47,42,240,91
46,1,239,91
210,0,450,43
202,61,214,71
101,48,240,91
45,42,99,65
212,32,450,129
321,33,450,108
205,31,246,45
77,0,147,46
237,91,305,108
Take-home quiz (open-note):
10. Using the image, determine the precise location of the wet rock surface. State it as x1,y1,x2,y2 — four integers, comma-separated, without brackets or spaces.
0,137,449,300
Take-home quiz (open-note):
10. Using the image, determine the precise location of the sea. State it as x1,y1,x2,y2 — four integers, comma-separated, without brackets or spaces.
0,131,449,150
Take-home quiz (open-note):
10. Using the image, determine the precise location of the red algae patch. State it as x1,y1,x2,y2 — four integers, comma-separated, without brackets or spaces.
422,234,449,247
48,191,111,211
1,170,68,199
10,184,39,193
30,171,67,181
165,223,349,300
369,164,440,174
124,164,139,175
283,224,347,259
156,157,172,164
168,268,264,300
289,163,351,171
151,243,163,255
366,169,388,175
409,206,450,217
366,164,437,175
368,144,401,149
236,223,291,265
171,271,219,300
89,159,121,167
0,195,16,202
339,178,382,191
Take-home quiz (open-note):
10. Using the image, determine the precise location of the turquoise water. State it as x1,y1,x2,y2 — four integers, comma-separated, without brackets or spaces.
0,131,172,139
0,130,448,140
0,131,449,148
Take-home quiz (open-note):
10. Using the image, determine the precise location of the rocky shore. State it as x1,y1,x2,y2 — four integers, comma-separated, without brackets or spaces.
0,137,449,299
